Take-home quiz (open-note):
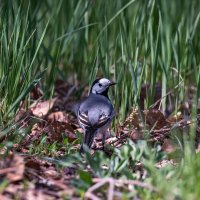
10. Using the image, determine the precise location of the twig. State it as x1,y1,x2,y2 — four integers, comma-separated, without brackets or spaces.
93,178,157,192
85,177,157,200
0,167,16,174
109,118,196,144
85,178,114,200
149,119,194,142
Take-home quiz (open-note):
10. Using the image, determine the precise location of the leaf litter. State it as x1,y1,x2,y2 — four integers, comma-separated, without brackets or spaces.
1,81,200,199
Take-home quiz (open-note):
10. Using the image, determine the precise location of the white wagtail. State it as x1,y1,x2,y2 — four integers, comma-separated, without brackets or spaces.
78,78,116,152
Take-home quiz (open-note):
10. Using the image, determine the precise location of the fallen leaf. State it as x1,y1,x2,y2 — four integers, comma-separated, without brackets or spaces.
0,154,25,182
167,112,183,123
31,98,56,118
25,189,54,200
44,169,61,179
144,109,168,130
47,111,69,123
4,184,23,197
161,139,176,153
65,130,77,142
25,158,41,171
128,129,143,141
0,194,10,200
43,121,76,142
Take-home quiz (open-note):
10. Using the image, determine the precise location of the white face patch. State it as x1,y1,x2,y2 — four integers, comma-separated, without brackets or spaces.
91,78,112,95
99,78,110,85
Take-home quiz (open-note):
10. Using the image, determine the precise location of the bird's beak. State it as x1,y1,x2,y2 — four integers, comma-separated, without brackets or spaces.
109,81,117,86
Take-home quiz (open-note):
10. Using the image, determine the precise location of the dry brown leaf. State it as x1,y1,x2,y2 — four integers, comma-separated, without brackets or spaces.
44,110,77,142
128,129,143,141
161,139,176,153
144,109,168,130
43,121,76,142
47,111,68,123
0,147,7,155
4,184,24,197
65,131,77,142
167,112,183,123
6,154,25,182
25,158,41,171
24,189,54,200
0,194,10,200
31,98,56,117
44,169,60,179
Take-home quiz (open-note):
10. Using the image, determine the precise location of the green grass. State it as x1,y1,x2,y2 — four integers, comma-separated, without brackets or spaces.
0,0,200,199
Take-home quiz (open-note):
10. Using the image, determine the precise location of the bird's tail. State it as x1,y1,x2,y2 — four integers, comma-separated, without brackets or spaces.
80,129,97,153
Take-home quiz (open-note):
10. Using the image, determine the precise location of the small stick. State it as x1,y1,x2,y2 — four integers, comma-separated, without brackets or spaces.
93,178,157,192
85,178,114,200
85,177,157,200
0,167,16,174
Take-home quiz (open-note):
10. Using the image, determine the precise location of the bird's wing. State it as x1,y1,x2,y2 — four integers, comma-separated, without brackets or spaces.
78,111,92,129
78,110,111,130
93,113,110,128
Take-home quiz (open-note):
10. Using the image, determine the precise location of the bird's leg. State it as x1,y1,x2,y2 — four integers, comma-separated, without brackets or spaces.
80,129,96,153
102,128,111,151
102,129,109,150
102,133,106,151
80,145,84,153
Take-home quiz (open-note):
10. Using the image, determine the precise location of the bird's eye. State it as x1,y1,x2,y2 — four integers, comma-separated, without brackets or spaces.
99,83,102,87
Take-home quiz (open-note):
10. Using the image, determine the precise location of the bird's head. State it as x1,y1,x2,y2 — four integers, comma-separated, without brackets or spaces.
90,78,116,97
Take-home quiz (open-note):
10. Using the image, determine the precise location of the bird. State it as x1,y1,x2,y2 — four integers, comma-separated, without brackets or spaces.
77,78,116,153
